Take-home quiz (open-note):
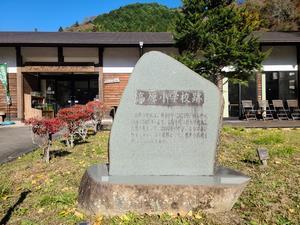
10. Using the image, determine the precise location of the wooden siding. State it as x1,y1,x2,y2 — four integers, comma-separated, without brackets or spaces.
103,74,130,108
0,73,17,118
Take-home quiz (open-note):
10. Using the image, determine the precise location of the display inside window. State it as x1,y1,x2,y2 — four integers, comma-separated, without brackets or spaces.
272,72,278,80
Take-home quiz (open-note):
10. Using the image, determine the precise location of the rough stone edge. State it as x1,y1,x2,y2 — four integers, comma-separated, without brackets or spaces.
78,165,249,216
214,94,225,173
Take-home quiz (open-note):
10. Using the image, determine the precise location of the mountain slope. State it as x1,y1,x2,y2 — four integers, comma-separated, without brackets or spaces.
66,3,179,32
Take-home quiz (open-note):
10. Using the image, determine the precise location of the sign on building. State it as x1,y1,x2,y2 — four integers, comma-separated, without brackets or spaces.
0,64,11,105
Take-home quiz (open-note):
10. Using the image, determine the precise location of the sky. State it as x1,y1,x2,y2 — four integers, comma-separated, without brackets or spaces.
0,0,182,32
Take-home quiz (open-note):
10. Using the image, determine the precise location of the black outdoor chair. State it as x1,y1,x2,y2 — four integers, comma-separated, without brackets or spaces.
286,100,300,120
242,100,257,120
272,100,289,120
257,100,274,120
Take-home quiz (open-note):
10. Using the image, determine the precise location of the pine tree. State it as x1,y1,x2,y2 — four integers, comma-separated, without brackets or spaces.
58,26,64,32
174,0,267,87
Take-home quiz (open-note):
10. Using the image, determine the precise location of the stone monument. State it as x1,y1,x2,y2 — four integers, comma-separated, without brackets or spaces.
78,51,250,215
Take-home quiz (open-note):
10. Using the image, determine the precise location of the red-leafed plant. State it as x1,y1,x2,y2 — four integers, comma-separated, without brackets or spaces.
26,118,64,163
57,105,92,148
86,100,107,132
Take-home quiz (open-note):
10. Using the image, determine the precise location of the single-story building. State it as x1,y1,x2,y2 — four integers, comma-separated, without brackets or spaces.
0,31,299,120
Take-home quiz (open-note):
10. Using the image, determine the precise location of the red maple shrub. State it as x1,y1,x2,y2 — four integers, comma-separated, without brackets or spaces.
25,117,64,163
27,101,107,153
57,104,92,148
86,100,107,132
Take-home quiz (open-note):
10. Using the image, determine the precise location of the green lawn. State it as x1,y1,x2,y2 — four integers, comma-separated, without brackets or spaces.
0,128,299,225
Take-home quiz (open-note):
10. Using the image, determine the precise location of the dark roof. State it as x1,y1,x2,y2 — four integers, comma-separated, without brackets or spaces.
0,31,299,47
255,31,300,44
0,32,174,47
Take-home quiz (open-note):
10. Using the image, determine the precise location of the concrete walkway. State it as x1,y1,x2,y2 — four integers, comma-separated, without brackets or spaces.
0,126,37,164
223,119,300,128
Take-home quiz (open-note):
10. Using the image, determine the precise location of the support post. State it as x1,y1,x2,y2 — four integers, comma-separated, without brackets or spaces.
238,83,242,119
222,78,229,118
297,45,300,106
98,47,104,102
98,47,103,67
256,72,262,101
58,46,64,64
16,47,24,120
98,67,104,102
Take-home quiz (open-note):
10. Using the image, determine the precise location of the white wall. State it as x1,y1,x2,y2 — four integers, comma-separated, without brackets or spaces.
0,47,17,73
22,47,58,62
103,47,178,74
262,46,298,71
103,48,139,73
64,47,98,63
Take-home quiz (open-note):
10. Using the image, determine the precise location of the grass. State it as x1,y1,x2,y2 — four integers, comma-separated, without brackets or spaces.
0,128,300,224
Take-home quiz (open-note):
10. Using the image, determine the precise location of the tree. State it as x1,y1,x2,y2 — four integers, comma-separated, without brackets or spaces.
58,26,64,32
261,0,298,31
174,0,267,88
92,23,104,32
244,0,299,31
26,118,63,163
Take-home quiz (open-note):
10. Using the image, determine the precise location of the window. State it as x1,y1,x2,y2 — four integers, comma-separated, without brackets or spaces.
266,71,298,101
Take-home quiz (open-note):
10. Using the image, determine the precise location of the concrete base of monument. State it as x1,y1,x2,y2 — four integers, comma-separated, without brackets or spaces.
78,164,250,215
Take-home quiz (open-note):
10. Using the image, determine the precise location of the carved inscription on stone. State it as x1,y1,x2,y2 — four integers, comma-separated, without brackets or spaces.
136,90,204,106
130,112,208,144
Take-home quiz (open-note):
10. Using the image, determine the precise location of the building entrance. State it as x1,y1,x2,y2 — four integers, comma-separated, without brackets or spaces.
40,74,99,112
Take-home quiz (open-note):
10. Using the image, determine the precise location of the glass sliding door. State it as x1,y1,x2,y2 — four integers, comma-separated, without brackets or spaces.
266,72,279,100
56,80,72,109
228,79,257,117
266,71,298,101
74,80,89,105
279,71,297,100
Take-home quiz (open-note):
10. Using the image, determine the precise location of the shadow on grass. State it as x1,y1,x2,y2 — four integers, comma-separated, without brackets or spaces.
73,140,90,146
59,140,90,147
241,159,260,165
0,190,31,225
50,149,71,159
50,150,71,158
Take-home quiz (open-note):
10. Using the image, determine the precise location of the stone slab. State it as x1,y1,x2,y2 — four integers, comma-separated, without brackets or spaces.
78,164,250,215
109,51,222,176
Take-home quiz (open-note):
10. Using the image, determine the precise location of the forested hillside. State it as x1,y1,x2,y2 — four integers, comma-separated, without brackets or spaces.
64,1,299,32
244,0,300,31
66,3,179,32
